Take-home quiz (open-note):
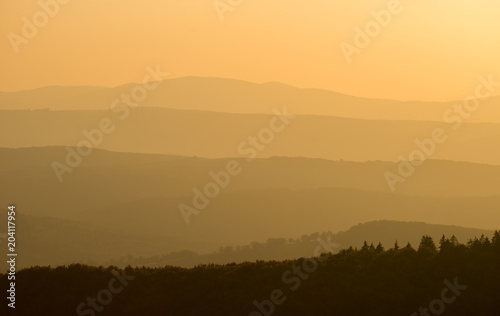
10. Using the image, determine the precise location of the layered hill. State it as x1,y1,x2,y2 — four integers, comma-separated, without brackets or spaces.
3,147,500,224
105,220,496,268
2,108,500,164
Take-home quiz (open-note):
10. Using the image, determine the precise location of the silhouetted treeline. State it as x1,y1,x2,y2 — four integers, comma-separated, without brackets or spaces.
2,233,500,316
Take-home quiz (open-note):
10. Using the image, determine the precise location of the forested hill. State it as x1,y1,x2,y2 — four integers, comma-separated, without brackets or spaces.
2,233,500,316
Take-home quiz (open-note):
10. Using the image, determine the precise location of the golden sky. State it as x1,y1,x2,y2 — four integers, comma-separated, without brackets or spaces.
1,0,500,101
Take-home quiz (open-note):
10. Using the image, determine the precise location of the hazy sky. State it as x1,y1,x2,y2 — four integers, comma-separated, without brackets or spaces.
1,0,500,100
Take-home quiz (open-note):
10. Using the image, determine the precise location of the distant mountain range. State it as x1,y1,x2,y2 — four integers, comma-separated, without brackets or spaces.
2,77,500,122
